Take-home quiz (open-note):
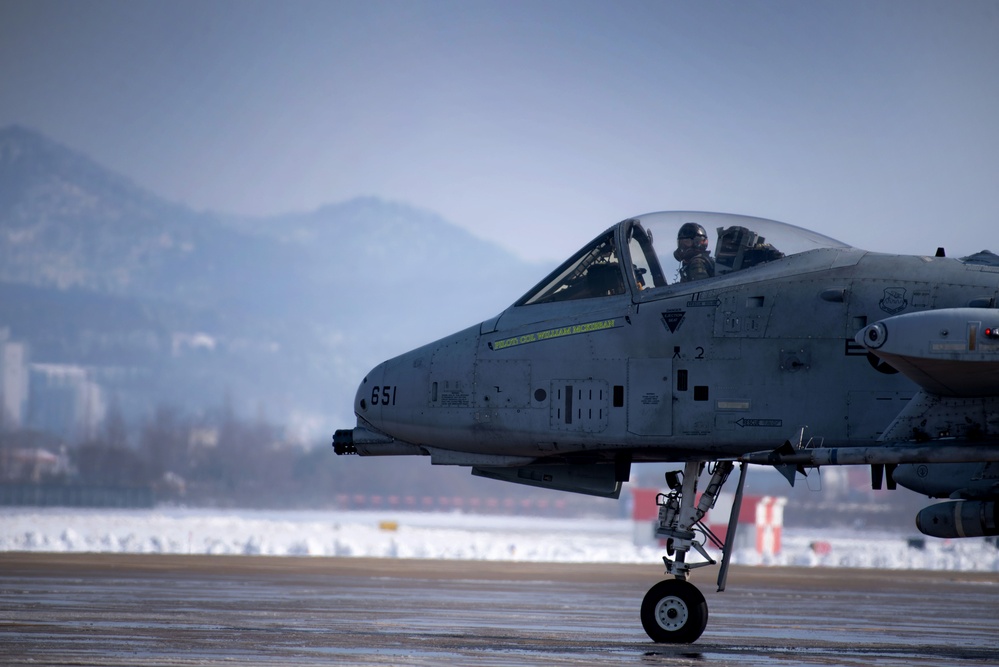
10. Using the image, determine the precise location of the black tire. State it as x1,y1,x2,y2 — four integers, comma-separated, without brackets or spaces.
640,579,708,643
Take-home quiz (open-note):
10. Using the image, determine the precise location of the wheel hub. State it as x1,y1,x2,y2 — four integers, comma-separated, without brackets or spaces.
654,595,689,631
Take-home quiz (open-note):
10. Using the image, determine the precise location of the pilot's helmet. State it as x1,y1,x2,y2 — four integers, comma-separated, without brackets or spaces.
677,222,708,252
716,225,760,271
717,226,750,256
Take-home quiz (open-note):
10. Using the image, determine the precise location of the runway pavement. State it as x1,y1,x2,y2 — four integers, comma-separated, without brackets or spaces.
1,553,996,666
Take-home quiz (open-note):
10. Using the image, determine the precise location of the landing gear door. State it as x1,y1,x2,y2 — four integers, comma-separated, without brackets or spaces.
627,359,672,436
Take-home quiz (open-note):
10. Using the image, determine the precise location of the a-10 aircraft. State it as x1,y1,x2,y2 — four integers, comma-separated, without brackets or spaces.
333,210,999,643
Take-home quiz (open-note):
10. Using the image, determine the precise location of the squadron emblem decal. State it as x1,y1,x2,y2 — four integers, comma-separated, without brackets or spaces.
662,310,686,333
879,287,908,315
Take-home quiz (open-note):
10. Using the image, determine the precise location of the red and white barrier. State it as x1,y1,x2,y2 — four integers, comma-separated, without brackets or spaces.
754,496,787,556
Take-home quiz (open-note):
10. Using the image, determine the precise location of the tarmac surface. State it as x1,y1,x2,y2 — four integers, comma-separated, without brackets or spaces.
1,553,997,666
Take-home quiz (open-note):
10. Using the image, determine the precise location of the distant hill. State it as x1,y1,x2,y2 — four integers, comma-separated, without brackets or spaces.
0,126,542,439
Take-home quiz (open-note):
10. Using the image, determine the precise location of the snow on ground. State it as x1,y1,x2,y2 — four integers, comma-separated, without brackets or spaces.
1,507,998,571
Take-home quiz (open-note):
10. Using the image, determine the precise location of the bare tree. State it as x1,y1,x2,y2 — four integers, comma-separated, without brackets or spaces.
102,397,128,449
75,439,149,486
140,405,189,479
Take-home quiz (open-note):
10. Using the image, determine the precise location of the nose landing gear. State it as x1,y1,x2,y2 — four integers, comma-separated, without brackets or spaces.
641,460,747,643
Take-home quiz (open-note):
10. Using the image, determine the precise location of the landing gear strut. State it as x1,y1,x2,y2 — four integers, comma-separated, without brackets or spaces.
640,460,747,643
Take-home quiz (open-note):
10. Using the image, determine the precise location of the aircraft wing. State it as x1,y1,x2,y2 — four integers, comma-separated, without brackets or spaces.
854,307,999,397
744,307,999,493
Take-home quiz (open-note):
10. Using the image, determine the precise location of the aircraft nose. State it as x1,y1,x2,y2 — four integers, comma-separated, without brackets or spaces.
352,345,432,435
354,360,392,418
333,364,388,454
337,323,478,450
334,358,425,457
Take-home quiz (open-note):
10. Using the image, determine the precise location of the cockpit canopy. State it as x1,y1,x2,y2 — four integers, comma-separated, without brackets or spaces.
517,211,850,306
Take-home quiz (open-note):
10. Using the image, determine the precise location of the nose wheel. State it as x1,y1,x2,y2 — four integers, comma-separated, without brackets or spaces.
641,579,708,643
641,460,747,643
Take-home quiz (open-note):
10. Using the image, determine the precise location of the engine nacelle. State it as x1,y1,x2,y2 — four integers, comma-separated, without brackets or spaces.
915,500,998,538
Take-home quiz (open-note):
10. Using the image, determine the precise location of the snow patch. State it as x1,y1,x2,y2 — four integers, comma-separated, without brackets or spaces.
1,507,997,570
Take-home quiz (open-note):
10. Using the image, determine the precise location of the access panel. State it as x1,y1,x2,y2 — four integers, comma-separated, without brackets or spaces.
550,380,610,433
627,359,672,435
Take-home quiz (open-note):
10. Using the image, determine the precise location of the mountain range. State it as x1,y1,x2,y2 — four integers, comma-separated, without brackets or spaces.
0,126,541,441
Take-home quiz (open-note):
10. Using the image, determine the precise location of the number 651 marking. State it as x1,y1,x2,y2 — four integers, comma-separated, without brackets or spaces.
371,385,397,406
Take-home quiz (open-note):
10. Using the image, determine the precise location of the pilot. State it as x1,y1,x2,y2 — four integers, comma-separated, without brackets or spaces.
674,222,715,282
715,226,784,273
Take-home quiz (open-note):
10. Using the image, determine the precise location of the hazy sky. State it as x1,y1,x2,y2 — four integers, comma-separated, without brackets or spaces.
2,0,998,262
